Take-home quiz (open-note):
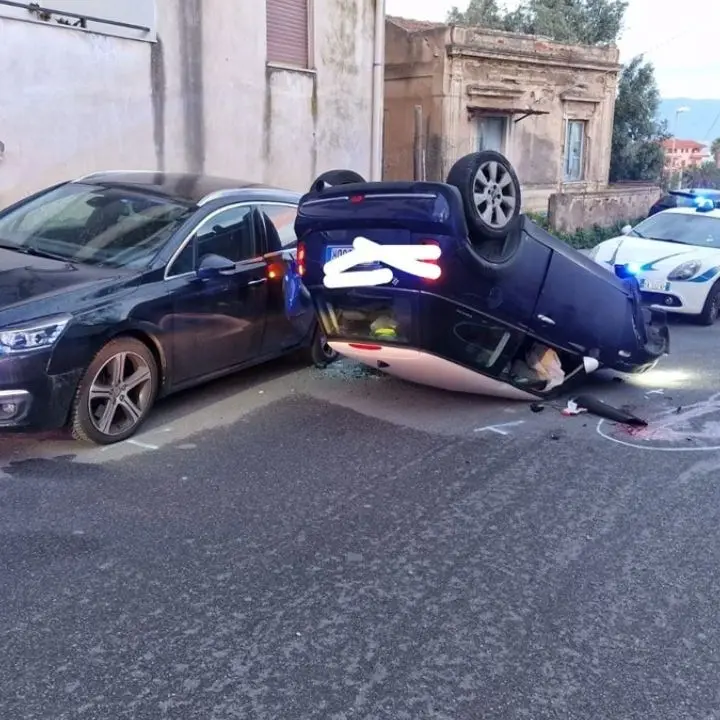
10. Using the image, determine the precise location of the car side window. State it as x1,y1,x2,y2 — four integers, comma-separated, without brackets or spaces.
167,204,255,277
196,205,256,262
260,204,298,250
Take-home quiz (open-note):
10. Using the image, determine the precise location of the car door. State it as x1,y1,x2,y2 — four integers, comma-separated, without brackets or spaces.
529,249,624,355
257,203,315,354
164,204,268,385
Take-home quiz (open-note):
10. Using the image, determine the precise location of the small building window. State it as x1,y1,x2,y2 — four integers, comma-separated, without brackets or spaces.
266,0,310,68
564,120,586,182
477,116,508,153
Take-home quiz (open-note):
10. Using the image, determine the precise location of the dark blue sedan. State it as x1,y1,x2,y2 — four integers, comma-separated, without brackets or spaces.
294,152,670,399
0,172,336,444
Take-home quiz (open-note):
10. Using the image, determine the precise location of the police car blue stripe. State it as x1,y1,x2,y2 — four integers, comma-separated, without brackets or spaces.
688,266,720,283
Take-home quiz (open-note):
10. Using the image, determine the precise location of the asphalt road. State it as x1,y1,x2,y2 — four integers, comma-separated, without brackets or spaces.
3,318,720,719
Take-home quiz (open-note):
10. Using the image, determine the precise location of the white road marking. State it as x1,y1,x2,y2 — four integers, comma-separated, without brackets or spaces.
595,419,720,452
126,439,159,450
474,420,525,435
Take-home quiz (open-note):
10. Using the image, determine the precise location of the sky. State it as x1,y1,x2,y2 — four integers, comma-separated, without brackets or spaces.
385,0,720,100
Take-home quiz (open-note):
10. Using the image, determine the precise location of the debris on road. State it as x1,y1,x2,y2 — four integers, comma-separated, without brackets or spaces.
530,402,545,413
572,394,648,426
561,399,587,416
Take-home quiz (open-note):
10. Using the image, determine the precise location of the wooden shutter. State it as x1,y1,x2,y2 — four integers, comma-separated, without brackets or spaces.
266,0,309,68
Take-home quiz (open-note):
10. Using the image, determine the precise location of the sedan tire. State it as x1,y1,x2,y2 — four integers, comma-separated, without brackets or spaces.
70,337,159,445
446,150,521,243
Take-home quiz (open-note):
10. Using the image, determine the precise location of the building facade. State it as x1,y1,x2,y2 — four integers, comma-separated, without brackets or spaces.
0,0,378,205
661,139,709,173
383,18,621,212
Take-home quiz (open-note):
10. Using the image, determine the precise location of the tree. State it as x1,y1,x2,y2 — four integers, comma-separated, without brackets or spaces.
711,138,720,168
683,162,720,189
447,0,505,29
609,56,668,183
447,0,628,45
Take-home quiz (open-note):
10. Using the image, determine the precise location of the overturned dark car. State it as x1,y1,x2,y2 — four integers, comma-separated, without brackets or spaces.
293,152,670,399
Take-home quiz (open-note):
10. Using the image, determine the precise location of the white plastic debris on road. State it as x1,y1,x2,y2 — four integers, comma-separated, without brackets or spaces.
562,399,588,416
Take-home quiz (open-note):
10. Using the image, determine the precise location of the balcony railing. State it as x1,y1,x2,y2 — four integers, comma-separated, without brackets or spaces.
0,0,150,33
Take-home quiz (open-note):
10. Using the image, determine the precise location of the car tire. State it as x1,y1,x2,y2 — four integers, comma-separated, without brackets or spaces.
697,281,720,325
306,324,339,368
446,150,521,242
310,169,366,193
70,337,159,445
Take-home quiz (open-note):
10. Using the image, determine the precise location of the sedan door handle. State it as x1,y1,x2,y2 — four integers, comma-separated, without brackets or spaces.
537,314,555,325
247,278,267,286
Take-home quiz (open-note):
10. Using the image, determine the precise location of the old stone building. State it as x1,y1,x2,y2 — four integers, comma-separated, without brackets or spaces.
383,17,622,214
0,0,382,205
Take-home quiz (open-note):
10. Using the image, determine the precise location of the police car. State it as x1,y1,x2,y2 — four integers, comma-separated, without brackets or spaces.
589,197,720,325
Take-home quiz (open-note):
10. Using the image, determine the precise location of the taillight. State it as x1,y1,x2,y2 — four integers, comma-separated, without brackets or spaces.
266,260,283,280
349,194,365,204
418,239,442,279
297,241,306,276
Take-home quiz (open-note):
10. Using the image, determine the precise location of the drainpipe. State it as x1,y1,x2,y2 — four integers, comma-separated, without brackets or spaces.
370,0,386,181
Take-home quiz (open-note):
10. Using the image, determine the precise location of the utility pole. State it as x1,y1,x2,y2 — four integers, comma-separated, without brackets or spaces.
673,106,690,189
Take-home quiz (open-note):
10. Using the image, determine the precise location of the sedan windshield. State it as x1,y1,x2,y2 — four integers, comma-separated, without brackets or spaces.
0,183,194,268
631,212,720,247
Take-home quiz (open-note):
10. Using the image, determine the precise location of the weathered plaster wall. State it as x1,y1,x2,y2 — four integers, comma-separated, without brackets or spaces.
548,184,661,234
383,21,447,181
0,0,374,205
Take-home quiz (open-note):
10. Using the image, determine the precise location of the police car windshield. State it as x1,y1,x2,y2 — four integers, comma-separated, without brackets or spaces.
632,212,720,247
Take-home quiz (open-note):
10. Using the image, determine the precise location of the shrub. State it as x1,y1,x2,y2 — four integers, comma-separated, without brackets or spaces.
525,212,644,250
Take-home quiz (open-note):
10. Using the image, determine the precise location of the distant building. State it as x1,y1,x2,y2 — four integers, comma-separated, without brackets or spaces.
383,17,621,212
661,139,709,173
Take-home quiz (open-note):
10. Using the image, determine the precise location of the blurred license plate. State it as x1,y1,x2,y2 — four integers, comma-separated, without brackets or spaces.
325,246,379,269
640,278,670,292
326,246,353,262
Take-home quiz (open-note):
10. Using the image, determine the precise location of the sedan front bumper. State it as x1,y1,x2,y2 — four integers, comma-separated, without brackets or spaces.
0,350,82,431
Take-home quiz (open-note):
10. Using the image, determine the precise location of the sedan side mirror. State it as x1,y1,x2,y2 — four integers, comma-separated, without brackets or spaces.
196,253,236,280
621,225,633,235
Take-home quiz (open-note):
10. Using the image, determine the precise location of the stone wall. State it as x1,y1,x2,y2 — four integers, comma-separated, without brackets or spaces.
547,184,662,233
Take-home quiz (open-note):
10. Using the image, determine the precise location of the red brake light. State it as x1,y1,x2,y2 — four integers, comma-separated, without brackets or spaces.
418,239,441,278
297,241,306,276
349,195,365,204
348,343,382,350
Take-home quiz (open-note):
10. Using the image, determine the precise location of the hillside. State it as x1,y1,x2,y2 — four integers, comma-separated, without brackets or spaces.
658,99,720,145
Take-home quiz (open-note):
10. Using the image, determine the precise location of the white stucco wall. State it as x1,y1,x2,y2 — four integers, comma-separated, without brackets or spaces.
0,0,374,205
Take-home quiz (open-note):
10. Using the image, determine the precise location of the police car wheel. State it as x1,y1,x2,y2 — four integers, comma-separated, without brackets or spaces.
698,281,720,325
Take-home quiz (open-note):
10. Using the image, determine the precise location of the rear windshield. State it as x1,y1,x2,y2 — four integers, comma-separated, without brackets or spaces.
316,291,416,345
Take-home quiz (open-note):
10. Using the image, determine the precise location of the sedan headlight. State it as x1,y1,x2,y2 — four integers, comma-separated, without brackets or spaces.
667,260,701,281
0,314,71,354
